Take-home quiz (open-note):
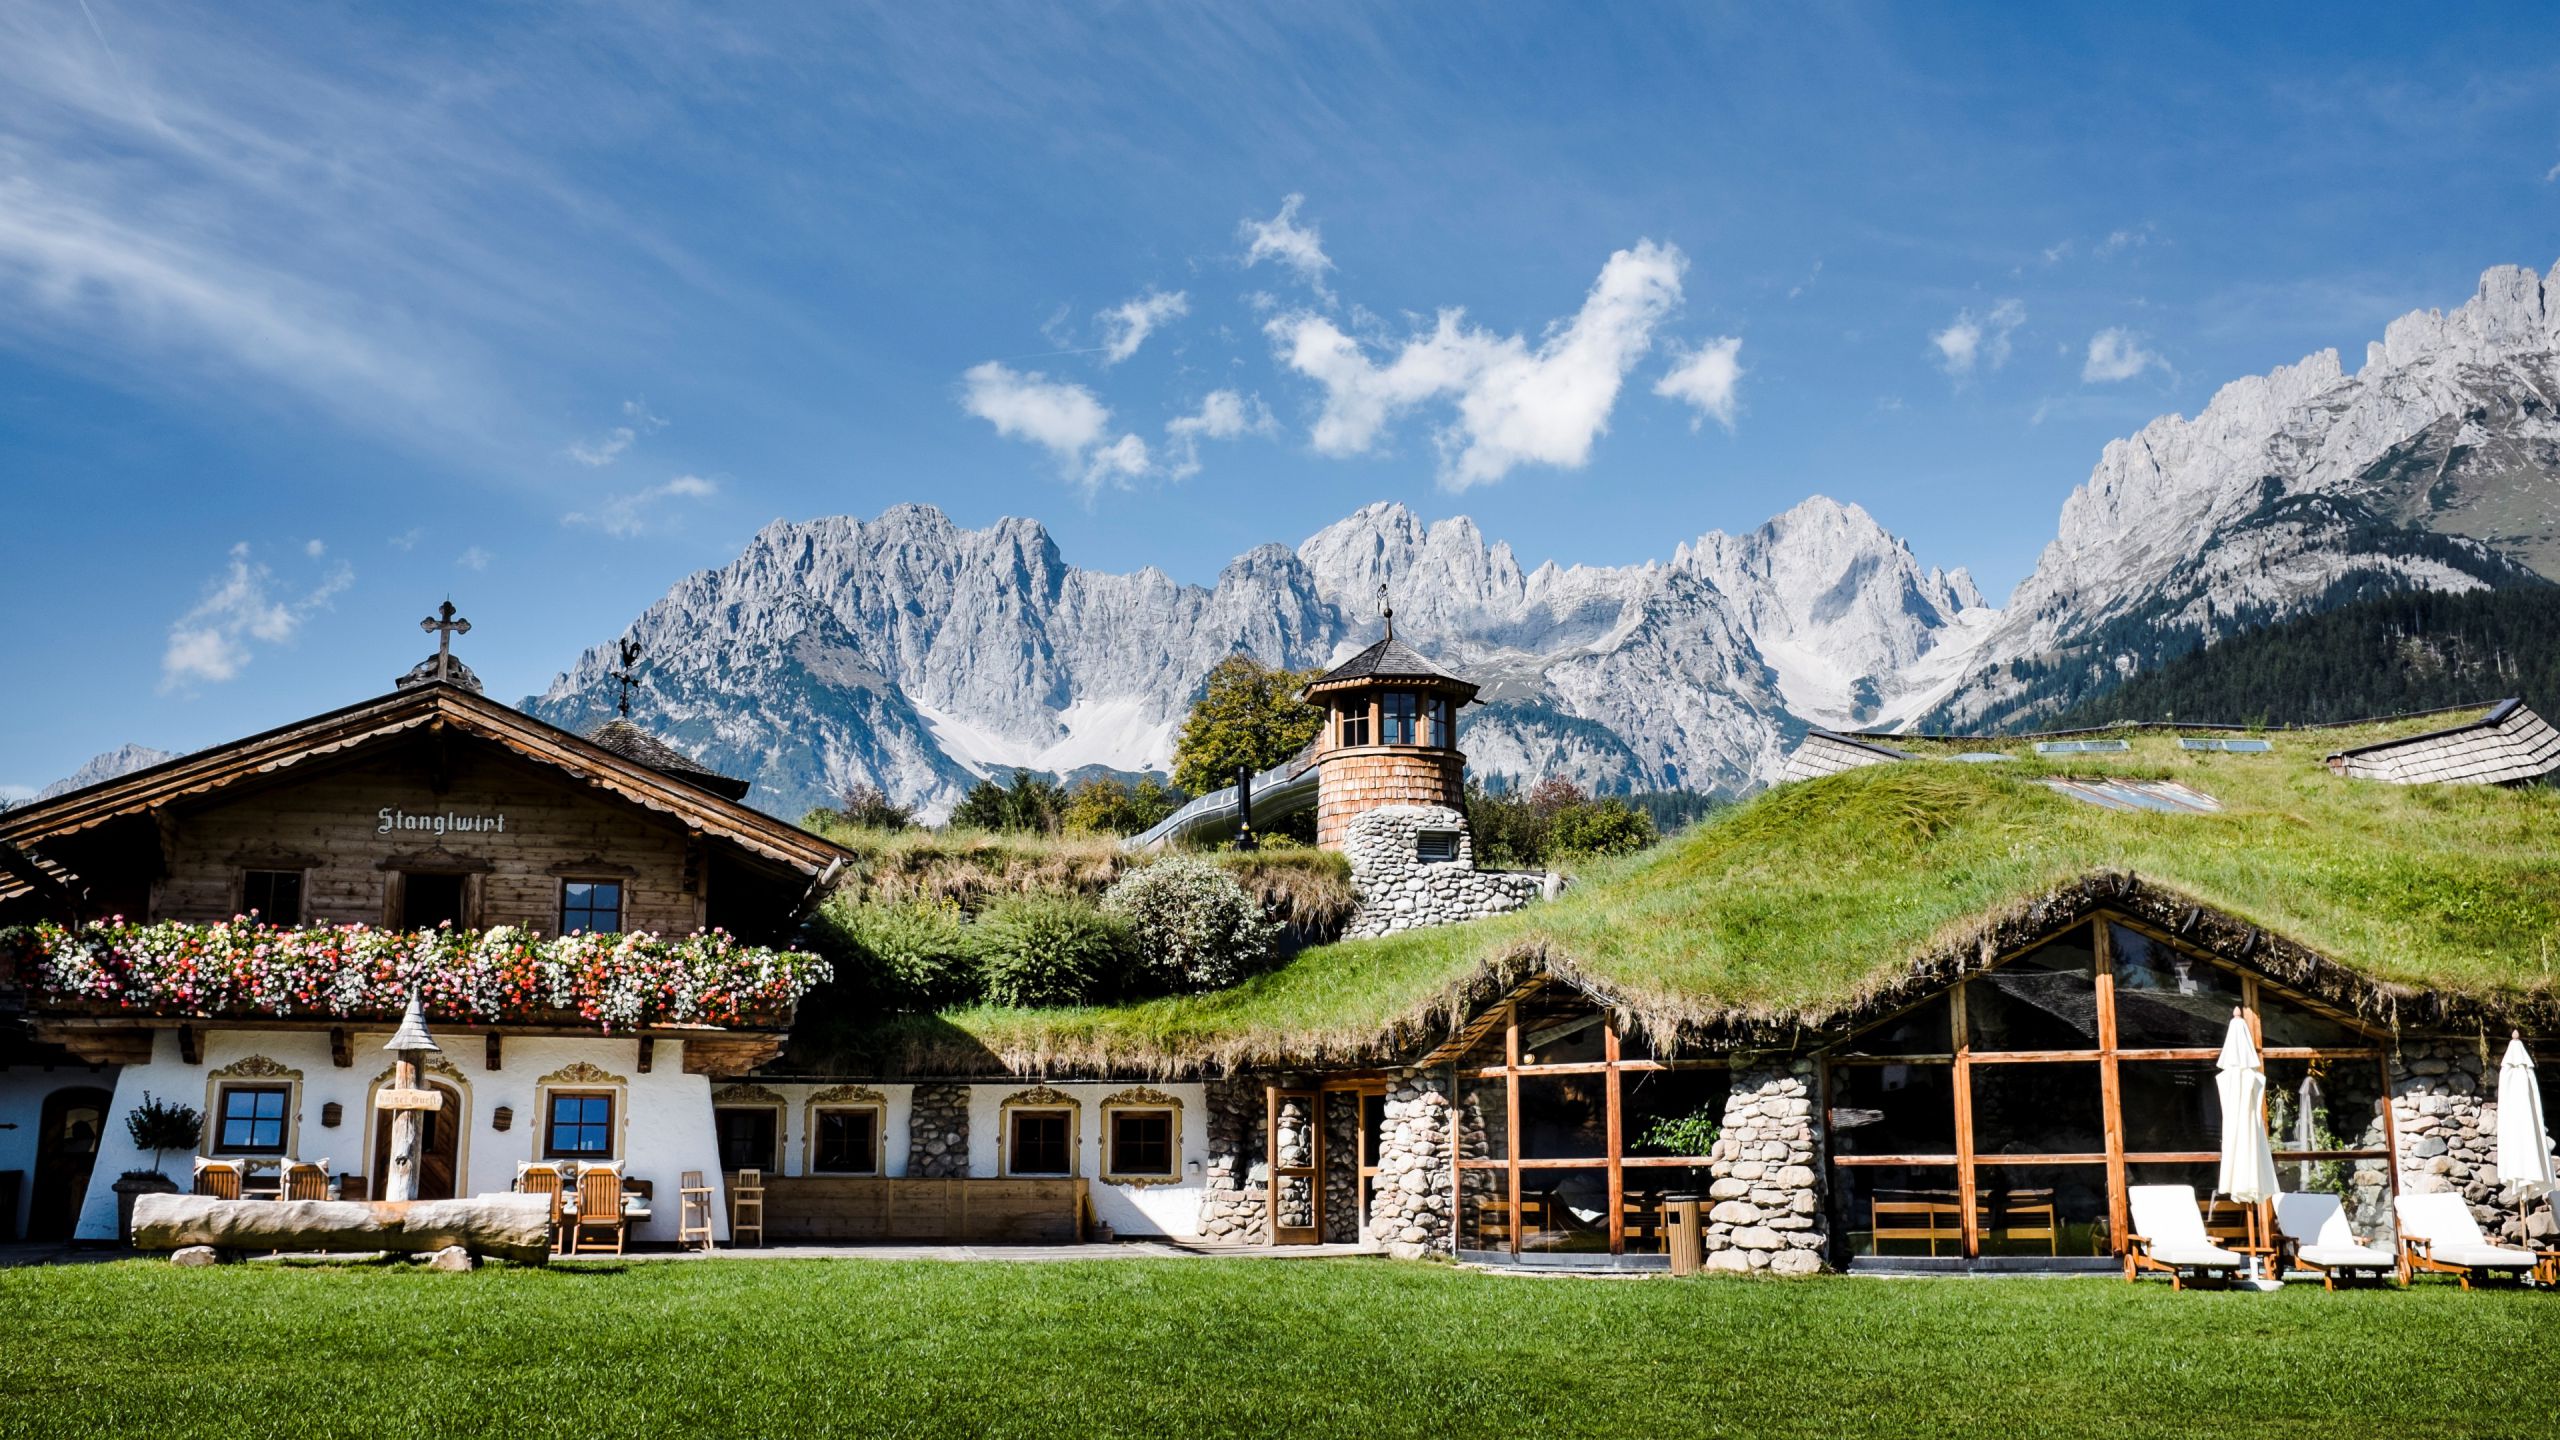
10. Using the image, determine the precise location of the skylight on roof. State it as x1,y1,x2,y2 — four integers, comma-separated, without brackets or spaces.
2178,738,2272,753
1952,752,2013,763
2034,739,2132,755
2041,778,2223,814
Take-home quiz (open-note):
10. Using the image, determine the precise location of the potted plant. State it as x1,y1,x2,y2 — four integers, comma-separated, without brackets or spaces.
112,1092,202,1245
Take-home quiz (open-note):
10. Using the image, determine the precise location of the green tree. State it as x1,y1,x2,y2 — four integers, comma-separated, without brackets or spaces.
1171,655,1324,797
969,895,1137,1007
948,770,1067,834
1062,776,1185,836
1548,797,1657,857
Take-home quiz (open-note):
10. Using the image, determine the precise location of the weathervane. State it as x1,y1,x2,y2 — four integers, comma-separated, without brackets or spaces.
611,638,643,718
1378,579,1394,641
419,600,471,684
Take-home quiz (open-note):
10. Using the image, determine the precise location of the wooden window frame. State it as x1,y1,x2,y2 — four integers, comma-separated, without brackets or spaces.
809,1105,884,1176
712,1102,784,1174
1001,1107,1078,1179
211,1083,294,1157
1102,1107,1178,1183
541,1090,619,1162
557,877,626,937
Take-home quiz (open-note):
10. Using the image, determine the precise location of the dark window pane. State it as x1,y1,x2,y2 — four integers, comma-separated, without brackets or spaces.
1429,697,1456,747
2108,925,2243,1047
546,1093,614,1158
2119,1061,2222,1153
242,870,302,926
1514,995,1608,1066
1829,1063,1957,1157
816,1109,878,1173
1971,1162,2110,1257
402,872,467,930
1966,929,2098,1051
218,1086,288,1153
1840,995,1952,1056
2266,1057,2388,1155
1338,703,1369,748
1011,1112,1070,1174
1110,1111,1174,1176
1456,1073,1508,1162
1517,1074,1608,1160
714,1107,776,1171
1514,1166,1612,1255
561,880,623,936
1970,1062,2102,1155
1416,830,1460,863
1830,1164,1961,1260
1621,1068,1730,1159
2256,989,2365,1049
1619,1168,1713,1254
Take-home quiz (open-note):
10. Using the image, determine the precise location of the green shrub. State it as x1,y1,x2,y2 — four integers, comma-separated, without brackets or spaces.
1102,854,1281,992
1549,797,1657,857
827,898,977,1006
970,896,1136,1007
124,1092,204,1174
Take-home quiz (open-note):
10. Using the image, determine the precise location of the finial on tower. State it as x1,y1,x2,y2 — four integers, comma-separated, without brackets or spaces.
611,638,643,718
1378,580,1393,641
418,599,471,684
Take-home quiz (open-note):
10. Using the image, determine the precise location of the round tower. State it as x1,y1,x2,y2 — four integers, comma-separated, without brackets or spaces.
1301,613,1480,850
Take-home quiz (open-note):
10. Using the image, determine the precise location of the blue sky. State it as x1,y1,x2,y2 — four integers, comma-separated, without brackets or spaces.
4,1,2559,794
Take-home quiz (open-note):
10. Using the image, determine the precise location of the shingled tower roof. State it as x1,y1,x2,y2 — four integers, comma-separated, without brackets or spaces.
1302,635,1480,702
584,718,754,802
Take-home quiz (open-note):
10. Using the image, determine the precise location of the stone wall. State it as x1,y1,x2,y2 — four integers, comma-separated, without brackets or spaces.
1323,1091,1362,1243
1703,1062,1825,1275
1316,748,1464,848
1196,1077,1268,1244
906,1083,970,1179
2390,1040,2551,1246
1341,805,1547,939
1365,1077,1454,1260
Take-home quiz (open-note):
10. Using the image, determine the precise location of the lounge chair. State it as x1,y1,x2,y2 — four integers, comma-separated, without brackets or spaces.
2123,1184,2247,1289
2272,1192,2398,1290
2394,1192,2537,1289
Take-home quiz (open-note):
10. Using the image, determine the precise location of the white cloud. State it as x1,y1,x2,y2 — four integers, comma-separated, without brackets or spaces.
563,473,719,538
457,545,492,570
569,399,666,467
2096,226,2153,258
1267,239,1687,489
2041,240,2074,265
1653,336,1745,432
1931,298,2025,377
304,538,326,558
958,360,1152,493
1163,389,1278,479
2545,159,2560,183
388,527,423,551
2082,327,2166,383
1096,289,1188,365
1240,194,1334,300
160,543,351,692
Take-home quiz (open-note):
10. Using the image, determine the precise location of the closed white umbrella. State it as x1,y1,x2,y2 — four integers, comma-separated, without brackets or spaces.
2215,1010,2281,1206
2493,1033,2556,1220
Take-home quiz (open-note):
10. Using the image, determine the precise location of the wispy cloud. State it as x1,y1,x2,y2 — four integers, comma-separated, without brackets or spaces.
569,399,667,467
1931,298,2025,377
1267,239,1687,489
1240,194,1334,301
564,474,720,539
457,545,493,571
1163,389,1276,479
958,361,1152,493
2096,225,2155,258
160,542,351,692
1653,336,1744,432
1096,289,1188,365
2082,327,2167,383
388,527,423,551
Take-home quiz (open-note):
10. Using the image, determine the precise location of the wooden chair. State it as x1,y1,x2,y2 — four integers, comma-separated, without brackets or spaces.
191,1158,243,1200
2123,1184,2246,1289
1871,1189,1962,1257
279,1160,331,1202
1620,1198,1664,1252
730,1168,765,1247
678,1170,717,1252
517,1163,568,1253
568,1167,629,1256
2395,1192,2537,1289
1979,1187,2059,1256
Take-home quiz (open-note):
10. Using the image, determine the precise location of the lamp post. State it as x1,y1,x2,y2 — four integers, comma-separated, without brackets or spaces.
377,991,445,1203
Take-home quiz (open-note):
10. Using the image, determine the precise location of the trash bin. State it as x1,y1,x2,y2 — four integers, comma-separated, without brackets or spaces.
1665,1192,1702,1276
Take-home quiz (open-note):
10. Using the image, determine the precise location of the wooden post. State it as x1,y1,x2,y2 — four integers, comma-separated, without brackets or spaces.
378,993,444,1205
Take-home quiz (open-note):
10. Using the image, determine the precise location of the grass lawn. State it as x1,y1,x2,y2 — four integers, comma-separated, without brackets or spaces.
2,1258,2555,1438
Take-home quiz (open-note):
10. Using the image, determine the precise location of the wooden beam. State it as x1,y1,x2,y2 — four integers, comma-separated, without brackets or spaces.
330,1027,352,1068
1951,980,1977,1259
637,1036,655,1074
1604,1020,1625,1257
2095,923,2129,1255
178,1025,201,1066
486,1032,503,1072
1504,1004,1522,1258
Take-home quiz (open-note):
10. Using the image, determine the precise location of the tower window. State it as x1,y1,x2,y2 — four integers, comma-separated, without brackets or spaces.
1338,701,1370,748
1381,692,1419,745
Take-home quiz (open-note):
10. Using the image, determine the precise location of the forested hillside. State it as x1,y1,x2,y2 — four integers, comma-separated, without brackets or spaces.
2045,585,2560,729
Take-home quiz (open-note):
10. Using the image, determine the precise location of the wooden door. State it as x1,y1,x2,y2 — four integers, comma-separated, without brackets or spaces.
371,1081,462,1199
1267,1087,1322,1244
26,1087,111,1241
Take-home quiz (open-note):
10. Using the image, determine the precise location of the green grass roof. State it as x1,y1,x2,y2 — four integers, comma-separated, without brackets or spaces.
898,710,2560,1075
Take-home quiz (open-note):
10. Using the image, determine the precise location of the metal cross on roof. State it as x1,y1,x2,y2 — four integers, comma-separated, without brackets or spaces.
612,638,643,718
419,600,471,683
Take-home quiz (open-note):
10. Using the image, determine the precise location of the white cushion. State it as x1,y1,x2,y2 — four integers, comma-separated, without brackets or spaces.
2129,1184,2213,1248
2295,1244,2395,1269
2148,1242,2245,1267
2428,1243,2536,1269
2396,1192,2488,1247
2273,1192,2359,1249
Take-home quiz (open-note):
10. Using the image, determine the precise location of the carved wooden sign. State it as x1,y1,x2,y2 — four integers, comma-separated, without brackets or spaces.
376,1087,445,1112
377,807,507,836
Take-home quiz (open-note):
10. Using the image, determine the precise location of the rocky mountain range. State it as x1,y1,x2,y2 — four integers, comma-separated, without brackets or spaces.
525,257,2560,822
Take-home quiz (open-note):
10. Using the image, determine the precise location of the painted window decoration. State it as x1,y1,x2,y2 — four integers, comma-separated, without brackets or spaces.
1381,691,1419,745
714,1106,777,1172
560,879,624,936
814,1109,881,1175
545,1092,615,1159
1107,1110,1175,1178
1009,1110,1072,1176
217,1084,290,1154
241,869,304,926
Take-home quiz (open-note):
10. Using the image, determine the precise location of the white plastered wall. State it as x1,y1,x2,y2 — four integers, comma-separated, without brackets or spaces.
0,1064,122,1238
74,1028,730,1243
961,1080,1209,1238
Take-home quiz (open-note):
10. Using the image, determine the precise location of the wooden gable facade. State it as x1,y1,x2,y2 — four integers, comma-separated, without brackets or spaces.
0,682,845,946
